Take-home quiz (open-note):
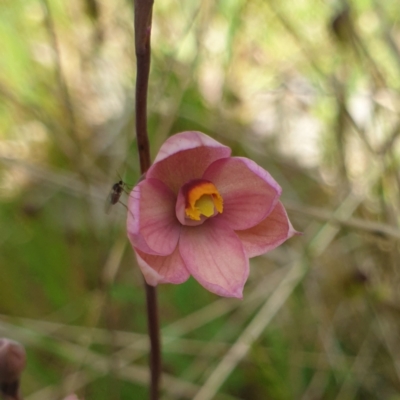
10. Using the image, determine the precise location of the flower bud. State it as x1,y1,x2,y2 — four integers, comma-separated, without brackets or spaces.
0,338,26,384
63,395,80,400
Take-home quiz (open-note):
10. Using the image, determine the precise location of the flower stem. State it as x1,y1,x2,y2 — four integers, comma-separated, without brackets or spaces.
132,1,161,399
134,0,153,173
145,284,161,400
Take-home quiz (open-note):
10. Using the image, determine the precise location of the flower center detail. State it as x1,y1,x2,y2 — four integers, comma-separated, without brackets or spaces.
185,180,223,221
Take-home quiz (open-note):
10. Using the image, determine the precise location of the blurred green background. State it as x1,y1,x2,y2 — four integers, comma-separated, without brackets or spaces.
1,0,400,399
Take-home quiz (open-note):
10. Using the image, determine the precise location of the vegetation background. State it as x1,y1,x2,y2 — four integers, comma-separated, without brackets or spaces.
1,0,400,399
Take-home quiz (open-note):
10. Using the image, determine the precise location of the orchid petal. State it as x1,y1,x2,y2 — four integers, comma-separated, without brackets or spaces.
203,157,282,230
236,201,299,258
147,131,231,193
179,219,249,298
153,131,231,163
127,178,181,256
135,246,190,286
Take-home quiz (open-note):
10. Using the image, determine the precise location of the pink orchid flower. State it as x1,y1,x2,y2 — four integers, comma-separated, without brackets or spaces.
127,131,298,298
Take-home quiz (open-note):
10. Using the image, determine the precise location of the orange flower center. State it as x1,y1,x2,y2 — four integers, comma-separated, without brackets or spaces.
185,180,223,221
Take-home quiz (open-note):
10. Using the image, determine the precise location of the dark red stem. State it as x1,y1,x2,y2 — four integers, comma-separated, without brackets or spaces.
132,1,161,400
134,0,153,173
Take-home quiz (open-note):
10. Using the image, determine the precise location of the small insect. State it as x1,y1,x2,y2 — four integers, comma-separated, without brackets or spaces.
105,174,144,214
105,180,126,214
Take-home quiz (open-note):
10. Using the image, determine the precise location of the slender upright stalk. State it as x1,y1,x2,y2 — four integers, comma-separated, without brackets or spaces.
144,283,161,400
134,0,153,173
132,1,161,399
